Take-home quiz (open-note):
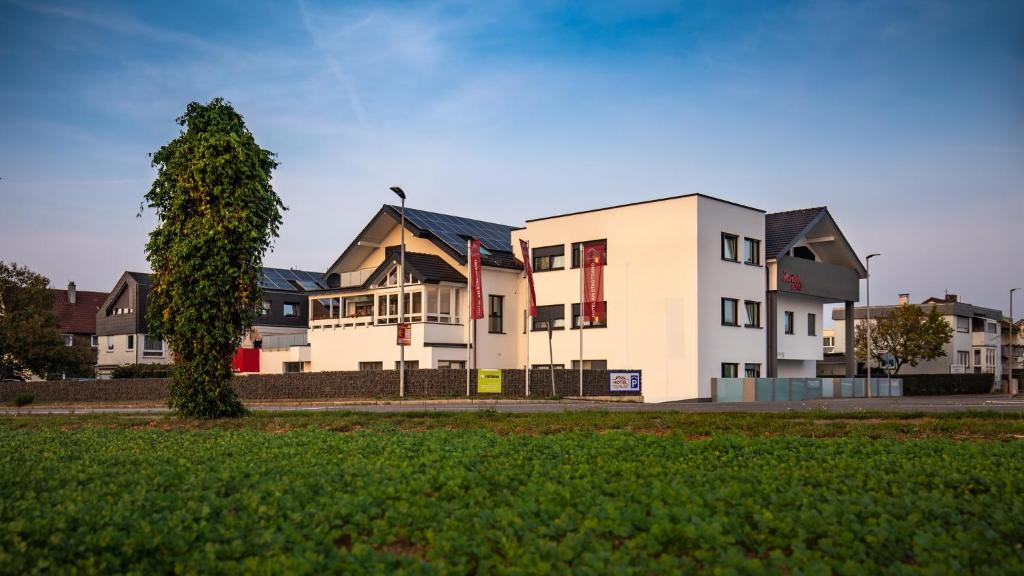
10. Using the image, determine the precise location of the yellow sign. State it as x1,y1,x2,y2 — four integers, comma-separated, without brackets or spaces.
477,369,502,393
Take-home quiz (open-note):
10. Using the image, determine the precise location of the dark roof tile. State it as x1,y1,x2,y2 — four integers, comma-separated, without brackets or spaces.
765,207,827,259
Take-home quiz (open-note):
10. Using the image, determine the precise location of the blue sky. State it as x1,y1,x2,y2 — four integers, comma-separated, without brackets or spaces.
1,0,1022,314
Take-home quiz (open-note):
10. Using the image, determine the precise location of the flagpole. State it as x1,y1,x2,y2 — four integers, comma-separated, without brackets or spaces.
579,250,584,397
525,240,531,397
466,239,471,397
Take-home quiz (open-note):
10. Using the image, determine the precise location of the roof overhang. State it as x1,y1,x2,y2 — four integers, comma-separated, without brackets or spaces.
772,209,867,278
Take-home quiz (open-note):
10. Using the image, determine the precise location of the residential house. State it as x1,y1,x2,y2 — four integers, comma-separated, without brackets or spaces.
50,281,107,377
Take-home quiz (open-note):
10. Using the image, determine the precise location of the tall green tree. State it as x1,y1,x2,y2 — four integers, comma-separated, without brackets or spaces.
144,98,284,418
0,262,91,380
855,303,953,375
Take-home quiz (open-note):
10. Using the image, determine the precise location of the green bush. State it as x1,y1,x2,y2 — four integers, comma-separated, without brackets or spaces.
901,373,994,395
13,393,33,406
111,364,175,379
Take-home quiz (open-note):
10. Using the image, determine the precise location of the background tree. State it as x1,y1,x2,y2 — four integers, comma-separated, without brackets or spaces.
144,98,284,418
0,261,91,380
855,303,953,375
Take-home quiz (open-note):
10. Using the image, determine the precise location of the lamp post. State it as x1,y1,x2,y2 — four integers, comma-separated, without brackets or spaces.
1010,288,1019,395
865,253,881,399
390,186,407,398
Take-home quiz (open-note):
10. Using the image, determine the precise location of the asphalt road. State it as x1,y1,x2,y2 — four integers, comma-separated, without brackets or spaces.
3,395,1023,415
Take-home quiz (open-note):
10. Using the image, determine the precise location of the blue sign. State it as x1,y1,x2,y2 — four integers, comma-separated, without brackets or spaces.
609,371,641,392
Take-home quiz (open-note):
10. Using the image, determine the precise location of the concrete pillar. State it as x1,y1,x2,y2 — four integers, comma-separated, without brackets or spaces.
845,300,856,377
767,292,778,377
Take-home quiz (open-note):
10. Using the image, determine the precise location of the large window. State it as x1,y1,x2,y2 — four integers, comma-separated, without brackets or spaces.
488,295,504,333
438,360,466,369
283,302,301,318
571,240,607,268
957,350,970,367
744,238,761,266
533,245,565,272
721,233,738,262
721,363,739,378
359,362,383,371
532,304,565,331
784,311,794,334
572,359,608,370
744,301,761,328
377,293,399,324
744,363,761,378
722,298,739,326
142,335,163,358
572,302,608,329
807,313,817,336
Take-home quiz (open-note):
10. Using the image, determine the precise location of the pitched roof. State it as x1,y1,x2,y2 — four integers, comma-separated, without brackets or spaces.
765,207,828,259
51,288,107,334
125,269,326,293
386,205,521,269
366,248,467,286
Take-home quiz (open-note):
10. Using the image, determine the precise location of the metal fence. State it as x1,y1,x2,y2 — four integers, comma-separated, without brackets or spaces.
712,377,903,402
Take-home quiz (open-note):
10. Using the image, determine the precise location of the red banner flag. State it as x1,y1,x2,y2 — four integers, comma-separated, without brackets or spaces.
582,242,606,322
519,239,537,317
469,238,484,320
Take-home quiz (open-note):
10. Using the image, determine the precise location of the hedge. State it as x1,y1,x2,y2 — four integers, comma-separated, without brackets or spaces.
899,373,994,396
111,364,175,379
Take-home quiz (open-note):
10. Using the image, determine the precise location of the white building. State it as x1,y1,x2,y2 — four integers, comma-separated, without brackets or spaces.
831,293,1004,383
306,195,865,402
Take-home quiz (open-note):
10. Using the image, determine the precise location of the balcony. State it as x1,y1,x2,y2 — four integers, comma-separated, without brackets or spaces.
337,267,376,289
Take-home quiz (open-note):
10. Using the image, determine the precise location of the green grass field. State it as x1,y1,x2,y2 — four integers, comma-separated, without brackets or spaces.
3,411,1023,574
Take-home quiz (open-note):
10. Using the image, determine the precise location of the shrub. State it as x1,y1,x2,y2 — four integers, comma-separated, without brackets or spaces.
14,393,34,406
901,373,994,396
111,364,175,379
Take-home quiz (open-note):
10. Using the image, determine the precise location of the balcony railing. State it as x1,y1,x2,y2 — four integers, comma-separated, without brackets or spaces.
338,268,376,289
261,333,308,349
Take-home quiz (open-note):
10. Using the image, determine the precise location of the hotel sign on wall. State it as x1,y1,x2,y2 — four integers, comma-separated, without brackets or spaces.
775,255,859,302
782,271,803,291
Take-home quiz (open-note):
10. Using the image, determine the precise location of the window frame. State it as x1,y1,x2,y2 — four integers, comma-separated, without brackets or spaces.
743,238,761,266
106,336,114,352
62,334,73,347
571,239,607,269
721,363,739,378
784,311,794,335
744,363,761,378
571,301,608,329
488,294,504,334
721,298,739,327
571,359,608,370
142,335,163,358
743,300,761,328
126,334,135,351
90,334,98,348
358,361,383,371
532,245,565,272
531,304,565,331
721,233,739,262
807,313,817,336
283,302,301,318
437,360,466,369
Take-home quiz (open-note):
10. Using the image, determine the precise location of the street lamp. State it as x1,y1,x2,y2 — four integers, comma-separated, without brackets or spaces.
865,253,881,399
1010,288,1019,395
390,186,407,398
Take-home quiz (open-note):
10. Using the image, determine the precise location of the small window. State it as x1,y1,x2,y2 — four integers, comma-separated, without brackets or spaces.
438,360,466,369
106,336,114,352
127,334,135,351
807,313,817,336
744,301,761,328
90,335,98,348
62,334,73,347
957,350,970,367
394,361,420,370
283,302,300,318
532,245,565,272
142,335,163,357
986,322,997,334
744,363,761,378
260,301,271,316
532,304,565,331
488,295,504,333
359,362,383,371
721,363,739,378
572,359,608,370
793,246,816,260
974,349,981,365
784,311,794,334
532,364,565,369
743,238,761,266
956,317,969,333
823,336,835,348
283,362,303,373
572,302,608,329
722,298,739,326
721,233,738,262
571,240,607,268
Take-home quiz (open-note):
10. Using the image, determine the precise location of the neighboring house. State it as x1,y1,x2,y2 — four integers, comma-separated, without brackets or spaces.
1002,318,1023,390
822,328,836,354
95,269,320,378
306,195,865,402
831,293,1004,383
50,281,107,377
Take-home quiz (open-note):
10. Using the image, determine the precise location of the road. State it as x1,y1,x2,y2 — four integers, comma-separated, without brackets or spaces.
2,395,1023,415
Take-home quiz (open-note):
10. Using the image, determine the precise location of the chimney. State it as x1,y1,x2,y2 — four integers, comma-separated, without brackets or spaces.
67,281,77,304
946,293,958,304
898,293,909,305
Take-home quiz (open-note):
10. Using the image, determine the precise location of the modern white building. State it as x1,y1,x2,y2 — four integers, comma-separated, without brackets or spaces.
305,194,865,402
831,293,1004,383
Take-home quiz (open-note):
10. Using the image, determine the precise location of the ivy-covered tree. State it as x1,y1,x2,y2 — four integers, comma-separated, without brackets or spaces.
855,303,953,375
144,98,284,418
0,261,91,380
